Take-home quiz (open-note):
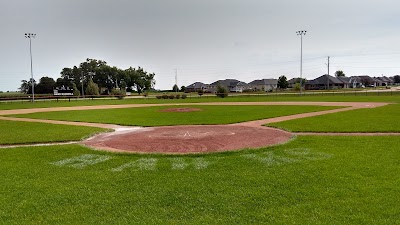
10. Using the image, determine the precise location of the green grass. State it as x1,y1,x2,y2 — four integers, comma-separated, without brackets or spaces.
0,120,107,145
269,103,400,133
1,136,399,224
0,94,400,110
11,105,340,126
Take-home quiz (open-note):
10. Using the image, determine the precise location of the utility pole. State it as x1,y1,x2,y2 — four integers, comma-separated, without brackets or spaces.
296,30,307,95
25,33,36,102
327,56,330,90
175,69,178,94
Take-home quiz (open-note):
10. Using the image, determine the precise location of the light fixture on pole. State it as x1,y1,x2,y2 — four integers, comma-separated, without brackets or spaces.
296,30,306,95
25,33,36,102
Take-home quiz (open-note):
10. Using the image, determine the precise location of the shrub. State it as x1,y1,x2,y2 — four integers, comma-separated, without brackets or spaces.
85,78,100,96
162,94,169,99
168,95,175,99
216,84,228,98
156,95,162,99
182,94,187,99
294,83,301,92
111,88,126,99
176,94,181,99
198,89,204,96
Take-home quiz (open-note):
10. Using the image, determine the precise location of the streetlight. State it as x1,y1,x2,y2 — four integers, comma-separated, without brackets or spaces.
296,30,306,95
25,33,36,102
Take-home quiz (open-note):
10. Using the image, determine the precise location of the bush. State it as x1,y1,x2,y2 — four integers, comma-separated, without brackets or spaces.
176,94,181,99
182,94,187,99
294,83,301,92
156,95,162,99
85,79,100,96
111,88,126,99
216,85,228,98
198,89,204,96
162,94,169,99
168,95,175,99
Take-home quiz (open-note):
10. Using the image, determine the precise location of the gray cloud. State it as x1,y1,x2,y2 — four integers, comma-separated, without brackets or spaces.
1,0,400,91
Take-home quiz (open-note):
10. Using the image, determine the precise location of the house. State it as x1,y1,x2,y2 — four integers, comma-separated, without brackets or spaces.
336,76,351,88
248,79,278,91
375,76,394,86
287,78,300,88
185,82,208,92
305,75,348,90
351,75,377,87
208,79,250,93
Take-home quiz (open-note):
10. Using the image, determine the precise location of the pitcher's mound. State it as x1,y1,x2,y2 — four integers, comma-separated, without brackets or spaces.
82,125,293,154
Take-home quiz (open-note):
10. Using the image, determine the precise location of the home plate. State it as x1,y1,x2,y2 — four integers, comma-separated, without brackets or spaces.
81,125,293,154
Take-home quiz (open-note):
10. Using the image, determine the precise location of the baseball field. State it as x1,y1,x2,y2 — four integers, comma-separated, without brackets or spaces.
1,95,399,224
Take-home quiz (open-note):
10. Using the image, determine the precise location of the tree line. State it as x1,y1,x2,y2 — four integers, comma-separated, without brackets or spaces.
20,58,156,95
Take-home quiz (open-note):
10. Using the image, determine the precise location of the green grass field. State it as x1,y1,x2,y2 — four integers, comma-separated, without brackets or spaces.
1,136,399,224
0,120,107,145
269,104,400,133
1,96,399,224
10,105,340,126
0,94,399,110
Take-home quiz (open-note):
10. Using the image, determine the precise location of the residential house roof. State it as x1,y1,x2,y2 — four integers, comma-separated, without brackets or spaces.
337,76,351,83
186,82,207,89
249,79,278,85
306,75,344,85
210,79,245,87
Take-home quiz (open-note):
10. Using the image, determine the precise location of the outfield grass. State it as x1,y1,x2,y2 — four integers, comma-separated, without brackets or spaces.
11,105,340,126
269,103,400,133
0,94,399,110
0,120,107,145
0,136,399,224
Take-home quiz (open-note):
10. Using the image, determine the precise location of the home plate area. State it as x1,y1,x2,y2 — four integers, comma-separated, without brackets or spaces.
81,125,293,154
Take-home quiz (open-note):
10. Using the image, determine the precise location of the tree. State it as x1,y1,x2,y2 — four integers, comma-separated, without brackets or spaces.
335,70,345,77
85,78,99,96
180,86,186,92
72,83,80,96
393,75,400,84
36,77,56,94
294,83,301,91
216,83,228,98
19,79,36,94
172,84,179,92
58,59,156,95
277,75,288,89
19,80,30,94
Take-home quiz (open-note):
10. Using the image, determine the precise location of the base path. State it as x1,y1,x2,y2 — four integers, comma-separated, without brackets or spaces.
0,101,393,154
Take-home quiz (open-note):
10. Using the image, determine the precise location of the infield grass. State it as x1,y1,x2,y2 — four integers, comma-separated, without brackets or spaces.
0,136,399,224
11,105,340,126
269,103,400,132
0,120,107,145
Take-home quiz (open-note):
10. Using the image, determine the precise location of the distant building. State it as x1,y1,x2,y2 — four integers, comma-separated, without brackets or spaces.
305,75,349,90
248,79,278,91
287,78,303,88
208,79,250,93
185,82,207,92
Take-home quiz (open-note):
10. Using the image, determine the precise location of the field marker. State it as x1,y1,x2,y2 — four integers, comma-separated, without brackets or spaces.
242,148,331,166
170,157,210,170
111,158,158,172
51,154,113,169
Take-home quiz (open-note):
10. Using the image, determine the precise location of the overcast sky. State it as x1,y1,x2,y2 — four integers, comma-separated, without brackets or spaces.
1,0,400,91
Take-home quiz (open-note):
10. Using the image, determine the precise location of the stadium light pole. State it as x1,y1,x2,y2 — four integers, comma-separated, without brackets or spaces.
296,30,306,95
25,33,36,102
